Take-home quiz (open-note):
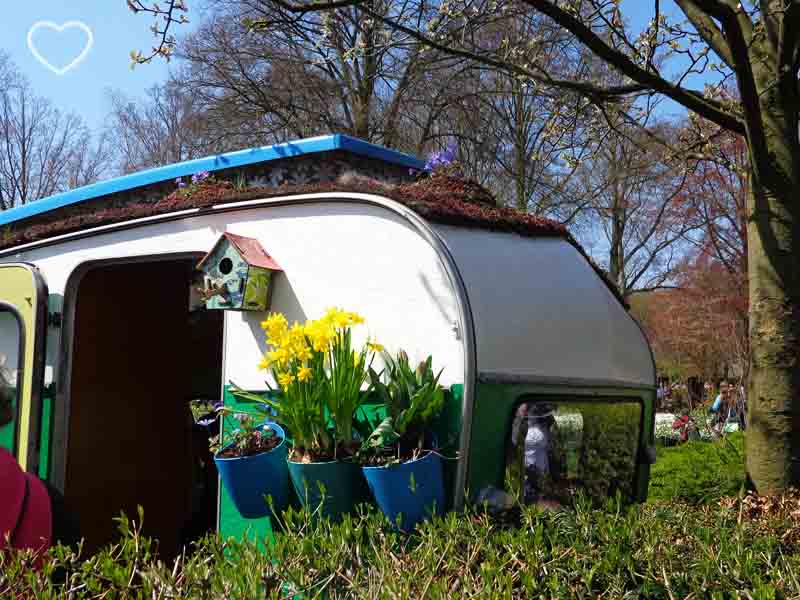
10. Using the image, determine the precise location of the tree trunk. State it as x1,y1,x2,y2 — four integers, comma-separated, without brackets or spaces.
744,131,800,493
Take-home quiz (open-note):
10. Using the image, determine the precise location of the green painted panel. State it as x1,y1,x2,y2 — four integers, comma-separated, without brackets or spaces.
431,384,462,510
0,309,20,453
466,383,654,503
217,386,276,547
37,387,53,480
0,395,16,451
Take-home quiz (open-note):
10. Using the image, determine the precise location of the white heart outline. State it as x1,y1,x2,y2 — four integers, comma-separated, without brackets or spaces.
27,21,94,76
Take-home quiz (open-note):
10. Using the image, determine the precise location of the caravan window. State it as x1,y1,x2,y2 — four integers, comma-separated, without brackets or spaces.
0,308,21,453
506,400,642,505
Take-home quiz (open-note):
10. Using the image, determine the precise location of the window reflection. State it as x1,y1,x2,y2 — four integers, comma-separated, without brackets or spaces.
506,401,642,506
0,309,21,452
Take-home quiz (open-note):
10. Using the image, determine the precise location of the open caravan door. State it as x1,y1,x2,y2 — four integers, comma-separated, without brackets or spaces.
0,264,48,473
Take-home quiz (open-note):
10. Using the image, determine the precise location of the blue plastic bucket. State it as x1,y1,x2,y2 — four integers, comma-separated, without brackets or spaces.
287,459,369,522
362,451,444,531
214,422,288,519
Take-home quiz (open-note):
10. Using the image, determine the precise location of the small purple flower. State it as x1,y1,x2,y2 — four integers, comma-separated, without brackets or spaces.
213,401,224,412
424,141,457,172
192,171,211,184
197,417,216,427
175,177,187,188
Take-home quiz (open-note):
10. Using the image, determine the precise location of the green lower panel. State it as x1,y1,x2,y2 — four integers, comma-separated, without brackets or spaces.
0,388,51,478
466,382,654,503
218,481,275,548
217,386,276,547
38,391,53,479
0,396,15,452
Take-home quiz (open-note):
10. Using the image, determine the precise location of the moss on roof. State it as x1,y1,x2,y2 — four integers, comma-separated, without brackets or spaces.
0,173,625,306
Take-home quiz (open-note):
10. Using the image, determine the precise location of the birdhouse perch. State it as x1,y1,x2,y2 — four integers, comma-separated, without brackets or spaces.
196,233,282,311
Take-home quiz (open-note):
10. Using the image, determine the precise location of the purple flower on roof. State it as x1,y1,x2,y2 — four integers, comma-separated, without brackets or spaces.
424,141,457,172
192,171,211,184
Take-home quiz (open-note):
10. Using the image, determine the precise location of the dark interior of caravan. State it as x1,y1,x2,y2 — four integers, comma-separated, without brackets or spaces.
65,259,223,558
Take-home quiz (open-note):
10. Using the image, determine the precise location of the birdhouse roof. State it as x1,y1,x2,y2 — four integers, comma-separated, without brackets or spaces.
196,233,282,271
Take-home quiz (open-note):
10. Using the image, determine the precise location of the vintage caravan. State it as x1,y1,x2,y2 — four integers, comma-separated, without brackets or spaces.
0,134,656,554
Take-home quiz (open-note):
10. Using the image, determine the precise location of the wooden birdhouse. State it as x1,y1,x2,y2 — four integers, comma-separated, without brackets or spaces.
196,233,282,311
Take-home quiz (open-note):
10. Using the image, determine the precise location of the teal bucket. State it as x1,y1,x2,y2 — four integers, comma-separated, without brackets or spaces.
287,459,369,521
362,451,444,531
214,423,288,519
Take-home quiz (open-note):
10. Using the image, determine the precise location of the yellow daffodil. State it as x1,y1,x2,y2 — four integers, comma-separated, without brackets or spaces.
289,322,305,343
257,354,272,370
333,311,351,329
263,313,289,345
367,340,384,352
297,366,312,383
272,347,290,366
277,372,295,387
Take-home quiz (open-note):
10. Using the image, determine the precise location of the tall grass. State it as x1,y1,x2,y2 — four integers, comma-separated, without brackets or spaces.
4,490,800,599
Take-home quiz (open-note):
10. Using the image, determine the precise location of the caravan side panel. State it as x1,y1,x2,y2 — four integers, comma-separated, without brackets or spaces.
435,225,654,386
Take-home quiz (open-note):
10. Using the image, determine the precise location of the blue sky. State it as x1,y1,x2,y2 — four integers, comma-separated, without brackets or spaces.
0,1,715,137
0,1,197,133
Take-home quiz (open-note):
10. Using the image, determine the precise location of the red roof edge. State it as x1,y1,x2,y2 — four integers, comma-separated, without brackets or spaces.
223,233,283,271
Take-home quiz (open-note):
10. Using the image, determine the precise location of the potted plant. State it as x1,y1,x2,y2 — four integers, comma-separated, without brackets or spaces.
209,409,289,519
359,351,446,531
232,308,379,521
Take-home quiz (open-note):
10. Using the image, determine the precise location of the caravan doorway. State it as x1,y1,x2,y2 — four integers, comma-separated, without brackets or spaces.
64,257,223,557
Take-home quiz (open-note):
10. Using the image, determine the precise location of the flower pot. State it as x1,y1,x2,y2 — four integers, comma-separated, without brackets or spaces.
362,451,445,531
287,458,369,521
214,422,289,519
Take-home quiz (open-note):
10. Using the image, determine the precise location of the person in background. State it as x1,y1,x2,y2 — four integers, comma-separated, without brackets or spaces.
0,371,79,567
709,381,738,428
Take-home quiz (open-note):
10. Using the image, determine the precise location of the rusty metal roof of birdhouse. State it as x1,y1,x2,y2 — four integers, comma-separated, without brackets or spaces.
197,233,283,271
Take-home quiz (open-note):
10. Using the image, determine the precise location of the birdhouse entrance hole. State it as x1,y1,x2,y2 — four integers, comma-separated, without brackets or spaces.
219,258,234,275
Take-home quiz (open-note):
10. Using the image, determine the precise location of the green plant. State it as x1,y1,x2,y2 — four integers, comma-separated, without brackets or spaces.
649,431,746,504
325,317,376,449
360,351,445,463
208,412,280,458
233,172,248,191
7,490,800,598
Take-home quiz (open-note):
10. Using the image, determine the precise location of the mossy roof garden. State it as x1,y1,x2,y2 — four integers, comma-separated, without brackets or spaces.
0,135,624,305
0,134,424,228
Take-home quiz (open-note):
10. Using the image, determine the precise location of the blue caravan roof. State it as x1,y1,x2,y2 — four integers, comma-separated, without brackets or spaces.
0,134,425,227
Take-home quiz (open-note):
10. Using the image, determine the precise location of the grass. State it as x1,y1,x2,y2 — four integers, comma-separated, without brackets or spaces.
649,431,746,504
5,485,800,598
6,432,794,599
